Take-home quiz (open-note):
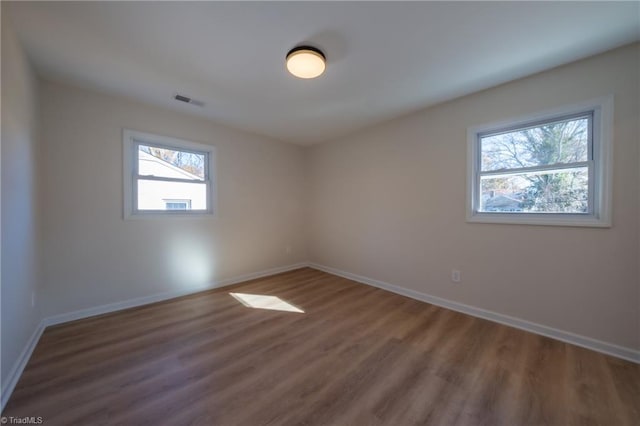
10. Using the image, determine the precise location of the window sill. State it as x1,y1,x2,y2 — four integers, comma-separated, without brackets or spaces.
466,212,611,228
124,210,215,220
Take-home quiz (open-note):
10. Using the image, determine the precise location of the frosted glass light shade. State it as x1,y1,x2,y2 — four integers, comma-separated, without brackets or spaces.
286,47,326,79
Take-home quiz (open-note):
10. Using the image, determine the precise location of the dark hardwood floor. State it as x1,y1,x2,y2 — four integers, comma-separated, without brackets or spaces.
3,267,639,425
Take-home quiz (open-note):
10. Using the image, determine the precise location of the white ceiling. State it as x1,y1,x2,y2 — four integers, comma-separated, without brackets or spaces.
6,2,639,145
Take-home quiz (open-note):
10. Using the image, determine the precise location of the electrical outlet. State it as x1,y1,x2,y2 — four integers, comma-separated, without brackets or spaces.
285,245,292,254
451,269,461,283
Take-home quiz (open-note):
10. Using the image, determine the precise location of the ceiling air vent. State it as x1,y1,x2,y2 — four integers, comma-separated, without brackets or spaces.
173,93,204,107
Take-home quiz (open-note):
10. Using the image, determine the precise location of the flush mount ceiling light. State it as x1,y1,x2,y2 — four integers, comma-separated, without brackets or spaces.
286,46,326,79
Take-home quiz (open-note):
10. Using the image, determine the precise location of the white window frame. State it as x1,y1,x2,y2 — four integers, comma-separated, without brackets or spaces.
466,96,613,227
123,129,216,219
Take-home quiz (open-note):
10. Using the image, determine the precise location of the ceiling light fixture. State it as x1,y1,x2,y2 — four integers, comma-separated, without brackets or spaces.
286,46,326,79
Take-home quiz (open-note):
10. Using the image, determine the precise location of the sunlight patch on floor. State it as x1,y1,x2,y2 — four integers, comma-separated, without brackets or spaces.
229,293,304,313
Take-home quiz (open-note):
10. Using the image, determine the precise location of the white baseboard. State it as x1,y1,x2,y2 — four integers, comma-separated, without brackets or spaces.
309,263,640,364
1,320,46,411
3,260,637,413
1,262,309,412
44,262,309,326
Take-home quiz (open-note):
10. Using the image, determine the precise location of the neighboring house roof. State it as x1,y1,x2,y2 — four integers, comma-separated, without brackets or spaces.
138,150,202,180
484,194,522,211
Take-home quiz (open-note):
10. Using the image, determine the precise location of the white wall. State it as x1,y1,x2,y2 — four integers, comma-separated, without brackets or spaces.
1,16,42,391
39,81,307,317
308,43,640,351
637,50,640,351
2,27,638,389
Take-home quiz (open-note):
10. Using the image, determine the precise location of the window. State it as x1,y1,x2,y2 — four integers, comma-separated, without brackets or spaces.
123,130,216,218
467,97,612,227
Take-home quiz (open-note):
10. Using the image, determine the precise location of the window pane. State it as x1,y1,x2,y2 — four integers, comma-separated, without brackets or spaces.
138,145,205,180
480,116,589,172
480,166,588,213
137,180,207,211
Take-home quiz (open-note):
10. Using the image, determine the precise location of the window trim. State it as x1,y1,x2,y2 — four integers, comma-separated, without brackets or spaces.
466,96,613,227
123,129,217,219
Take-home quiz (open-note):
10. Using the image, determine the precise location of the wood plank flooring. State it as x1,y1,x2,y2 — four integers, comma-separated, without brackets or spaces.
3,268,639,425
